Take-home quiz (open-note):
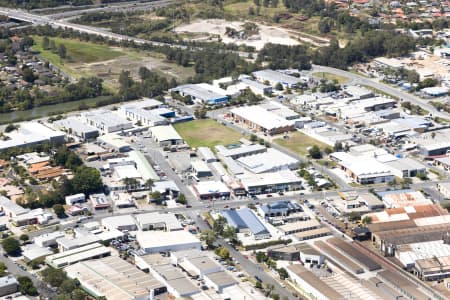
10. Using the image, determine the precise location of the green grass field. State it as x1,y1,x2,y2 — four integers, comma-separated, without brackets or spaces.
33,36,123,64
274,131,328,156
224,0,287,16
313,72,349,84
174,119,242,148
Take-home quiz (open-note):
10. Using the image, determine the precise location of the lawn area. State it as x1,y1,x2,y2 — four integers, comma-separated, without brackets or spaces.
313,72,349,84
224,0,287,17
274,131,328,156
174,119,242,148
33,36,123,64
32,36,125,79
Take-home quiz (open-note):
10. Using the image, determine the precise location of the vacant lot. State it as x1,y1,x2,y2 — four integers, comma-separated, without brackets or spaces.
313,72,349,84
32,36,195,87
274,131,327,156
175,19,299,50
174,119,242,148
33,36,123,64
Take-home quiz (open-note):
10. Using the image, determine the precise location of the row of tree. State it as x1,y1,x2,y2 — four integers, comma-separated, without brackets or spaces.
313,31,416,69
0,76,105,112
257,43,312,70
118,67,174,102
42,37,67,59
164,47,258,83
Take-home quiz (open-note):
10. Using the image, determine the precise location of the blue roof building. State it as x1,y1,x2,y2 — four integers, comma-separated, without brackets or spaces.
258,201,302,219
221,208,270,240
170,84,229,105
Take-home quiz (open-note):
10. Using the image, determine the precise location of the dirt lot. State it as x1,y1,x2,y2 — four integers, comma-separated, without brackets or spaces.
72,49,195,88
175,19,300,50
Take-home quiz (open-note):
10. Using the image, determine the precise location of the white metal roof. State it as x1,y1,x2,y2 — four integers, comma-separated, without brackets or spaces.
231,105,295,130
46,242,110,267
341,158,393,177
253,69,300,85
101,215,136,230
134,212,182,231
114,165,141,180
150,125,183,142
193,181,229,195
191,159,211,173
0,122,65,150
0,196,29,216
238,169,301,187
136,231,200,249
236,148,298,173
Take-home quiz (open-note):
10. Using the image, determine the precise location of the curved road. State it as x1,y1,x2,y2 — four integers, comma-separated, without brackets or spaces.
312,65,450,120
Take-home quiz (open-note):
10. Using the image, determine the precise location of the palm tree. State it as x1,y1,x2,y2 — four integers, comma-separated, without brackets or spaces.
122,177,139,191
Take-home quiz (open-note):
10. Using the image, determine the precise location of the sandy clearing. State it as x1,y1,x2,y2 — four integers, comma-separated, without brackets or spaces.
175,18,300,50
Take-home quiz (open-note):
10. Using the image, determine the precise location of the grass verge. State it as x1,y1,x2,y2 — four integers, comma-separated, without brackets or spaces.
361,84,399,100
313,72,349,84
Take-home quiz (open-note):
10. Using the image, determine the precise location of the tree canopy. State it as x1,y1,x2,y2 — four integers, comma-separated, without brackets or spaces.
2,237,20,255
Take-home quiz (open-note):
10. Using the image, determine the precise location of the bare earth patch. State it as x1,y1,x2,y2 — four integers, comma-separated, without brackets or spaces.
175,19,300,50
72,51,195,88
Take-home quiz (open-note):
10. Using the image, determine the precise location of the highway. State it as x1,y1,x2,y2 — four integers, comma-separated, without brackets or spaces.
45,0,176,20
0,4,253,58
312,65,450,120
0,2,190,50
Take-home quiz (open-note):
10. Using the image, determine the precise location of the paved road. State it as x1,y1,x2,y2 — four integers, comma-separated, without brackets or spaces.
0,4,251,58
0,2,185,49
218,239,297,300
312,65,450,120
207,108,352,189
0,247,56,299
45,0,175,20
192,210,297,300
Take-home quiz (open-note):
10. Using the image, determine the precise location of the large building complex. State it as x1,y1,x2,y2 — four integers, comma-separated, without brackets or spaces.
82,110,133,133
136,230,202,253
0,122,65,151
149,125,184,147
252,69,300,88
170,83,229,105
53,117,99,141
230,105,295,135
65,256,166,299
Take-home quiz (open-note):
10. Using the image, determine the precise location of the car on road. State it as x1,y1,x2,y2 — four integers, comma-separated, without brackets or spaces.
223,205,229,208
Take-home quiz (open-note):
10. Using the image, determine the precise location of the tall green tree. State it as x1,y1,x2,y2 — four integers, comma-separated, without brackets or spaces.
58,44,67,59
2,237,20,255
17,276,38,296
